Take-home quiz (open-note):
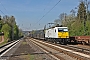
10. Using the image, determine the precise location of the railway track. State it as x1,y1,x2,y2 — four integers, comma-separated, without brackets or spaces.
27,38,66,60
57,44,90,54
0,39,21,58
40,38,90,55
29,38,90,60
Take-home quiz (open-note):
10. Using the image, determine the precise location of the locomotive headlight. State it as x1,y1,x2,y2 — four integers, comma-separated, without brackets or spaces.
58,36,61,38
66,36,69,38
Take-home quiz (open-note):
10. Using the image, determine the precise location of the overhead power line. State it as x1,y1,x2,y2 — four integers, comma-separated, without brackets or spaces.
0,10,5,15
35,0,62,26
0,1,9,15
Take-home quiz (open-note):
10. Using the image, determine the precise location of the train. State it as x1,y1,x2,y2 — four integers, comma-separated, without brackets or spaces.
29,26,70,44
29,26,90,45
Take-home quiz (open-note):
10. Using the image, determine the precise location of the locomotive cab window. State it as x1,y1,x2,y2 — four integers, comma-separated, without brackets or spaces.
58,28,68,32
63,29,68,32
58,28,63,32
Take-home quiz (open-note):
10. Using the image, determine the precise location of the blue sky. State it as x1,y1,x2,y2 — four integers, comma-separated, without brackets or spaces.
0,0,89,31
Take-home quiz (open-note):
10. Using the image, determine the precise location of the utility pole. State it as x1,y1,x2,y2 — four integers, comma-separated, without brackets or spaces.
44,25,46,30
30,24,31,31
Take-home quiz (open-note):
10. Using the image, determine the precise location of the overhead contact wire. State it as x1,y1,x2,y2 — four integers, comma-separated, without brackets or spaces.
34,0,61,29
0,1,9,15
36,0,61,24
0,10,5,15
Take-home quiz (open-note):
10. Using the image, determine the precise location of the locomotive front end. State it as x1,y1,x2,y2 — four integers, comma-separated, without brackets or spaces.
58,27,69,38
57,27,70,44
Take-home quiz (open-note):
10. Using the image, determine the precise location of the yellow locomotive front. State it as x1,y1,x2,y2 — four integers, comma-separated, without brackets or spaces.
57,27,70,44
58,28,69,38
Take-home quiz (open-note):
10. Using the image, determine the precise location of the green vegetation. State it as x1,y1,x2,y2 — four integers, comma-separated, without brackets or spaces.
1,24,11,41
28,54,34,60
68,1,90,36
54,1,90,36
22,42,27,45
68,19,90,36
22,54,34,60
0,15,23,43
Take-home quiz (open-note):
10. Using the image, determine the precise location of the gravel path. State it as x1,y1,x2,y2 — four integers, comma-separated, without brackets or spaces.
8,39,35,60
8,38,54,60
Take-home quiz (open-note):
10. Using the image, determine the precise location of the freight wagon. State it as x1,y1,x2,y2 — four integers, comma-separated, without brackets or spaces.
70,36,90,45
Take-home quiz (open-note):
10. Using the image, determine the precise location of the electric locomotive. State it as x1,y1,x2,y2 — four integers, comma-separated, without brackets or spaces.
45,26,70,44
30,26,70,44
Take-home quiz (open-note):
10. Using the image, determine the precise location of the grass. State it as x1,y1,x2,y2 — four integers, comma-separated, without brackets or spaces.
22,54,34,60
28,54,34,60
22,42,27,45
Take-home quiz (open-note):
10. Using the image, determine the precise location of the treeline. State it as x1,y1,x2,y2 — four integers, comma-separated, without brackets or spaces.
54,1,90,36
0,15,23,42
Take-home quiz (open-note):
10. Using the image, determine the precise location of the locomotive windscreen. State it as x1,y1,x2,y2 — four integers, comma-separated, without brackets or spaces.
58,28,68,32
